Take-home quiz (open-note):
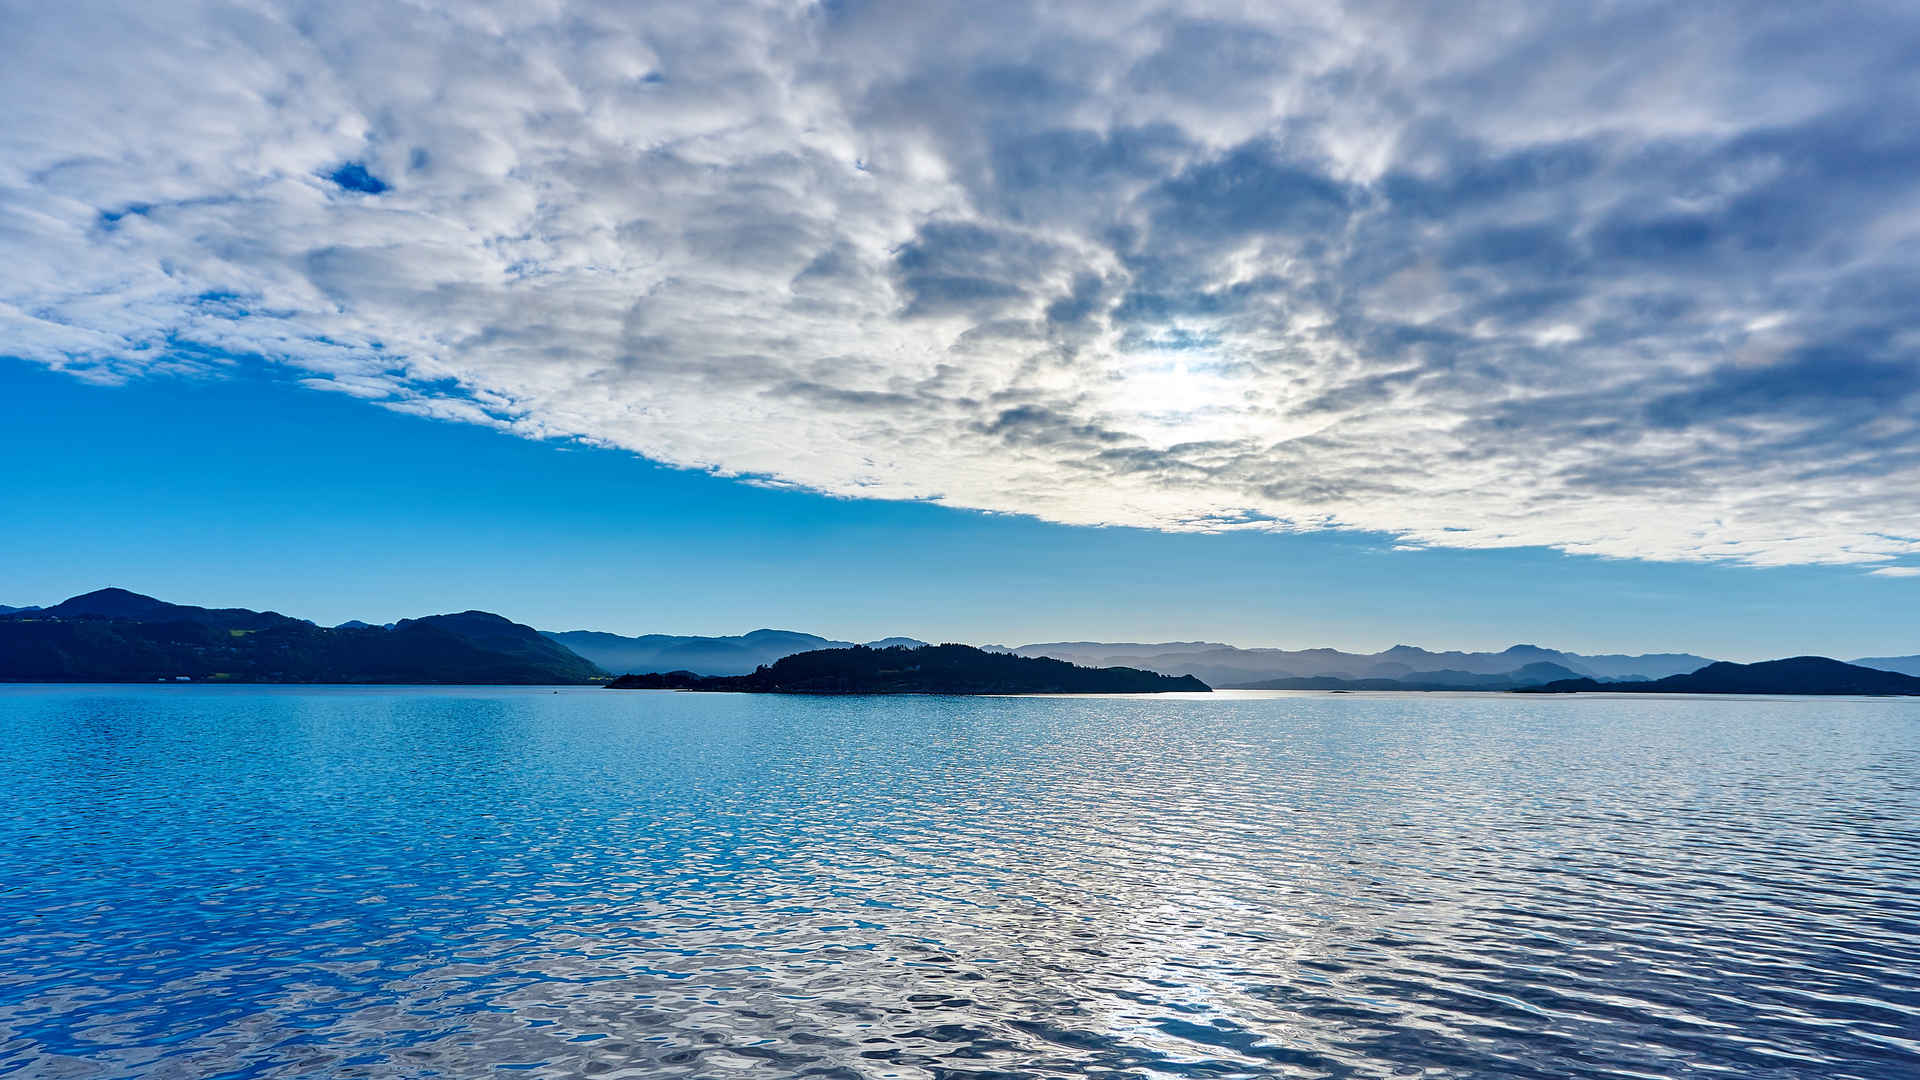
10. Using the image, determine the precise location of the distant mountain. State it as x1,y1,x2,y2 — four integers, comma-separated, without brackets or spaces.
0,604,39,616
558,630,1724,688
988,640,1229,659
1007,640,1713,687
1562,652,1719,680
1229,661,1584,691
1853,655,1920,677
0,589,604,684
1526,657,1920,696
606,643,1209,694
541,628,940,676
15,592,1901,693
543,628,855,676
397,611,604,682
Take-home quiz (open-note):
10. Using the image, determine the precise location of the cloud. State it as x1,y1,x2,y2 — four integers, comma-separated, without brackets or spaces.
1869,568,1920,578
4,0,1920,566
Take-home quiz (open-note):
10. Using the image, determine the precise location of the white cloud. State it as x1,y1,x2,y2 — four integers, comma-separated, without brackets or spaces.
1868,567,1920,578
4,0,1920,566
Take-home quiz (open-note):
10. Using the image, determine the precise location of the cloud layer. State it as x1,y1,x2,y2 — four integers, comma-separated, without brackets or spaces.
6,0,1920,567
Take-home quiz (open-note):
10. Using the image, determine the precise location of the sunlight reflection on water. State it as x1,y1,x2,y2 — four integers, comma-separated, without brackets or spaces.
1,687,1916,1078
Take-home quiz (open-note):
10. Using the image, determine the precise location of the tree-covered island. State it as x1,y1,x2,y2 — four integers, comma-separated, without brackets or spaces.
606,643,1211,694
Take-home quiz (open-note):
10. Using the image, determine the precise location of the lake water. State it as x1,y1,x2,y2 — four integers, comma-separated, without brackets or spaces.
1,686,1916,1079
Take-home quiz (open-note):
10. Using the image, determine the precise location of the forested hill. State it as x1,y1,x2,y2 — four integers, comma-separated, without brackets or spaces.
606,643,1210,694
1522,657,1920,696
0,588,605,684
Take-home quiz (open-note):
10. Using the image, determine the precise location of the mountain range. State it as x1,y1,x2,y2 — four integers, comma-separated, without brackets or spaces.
541,629,1731,684
1849,655,1920,678
5,588,1920,690
543,629,924,677
0,589,603,684
1228,661,1588,691
983,641,1720,687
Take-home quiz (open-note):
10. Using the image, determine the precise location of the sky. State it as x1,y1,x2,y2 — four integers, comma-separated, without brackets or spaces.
3,0,1918,660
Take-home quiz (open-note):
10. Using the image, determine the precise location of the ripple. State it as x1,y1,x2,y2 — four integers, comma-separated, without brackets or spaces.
0,687,1916,1078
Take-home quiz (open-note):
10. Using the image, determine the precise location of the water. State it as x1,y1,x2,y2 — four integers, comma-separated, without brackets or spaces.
1,687,1916,1079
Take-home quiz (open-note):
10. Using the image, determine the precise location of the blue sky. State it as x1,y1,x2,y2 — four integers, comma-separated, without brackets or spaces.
4,359,1912,661
4,1,1919,660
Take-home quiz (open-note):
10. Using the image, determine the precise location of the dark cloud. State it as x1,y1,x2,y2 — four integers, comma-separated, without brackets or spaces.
1125,18,1300,104
1147,142,1354,242
1645,352,1920,431
891,221,1072,318
1441,225,1581,276
1042,271,1108,329
971,406,1138,457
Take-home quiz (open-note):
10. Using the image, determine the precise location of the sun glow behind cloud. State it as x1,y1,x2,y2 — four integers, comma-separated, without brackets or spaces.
3,0,1919,571
1100,356,1249,445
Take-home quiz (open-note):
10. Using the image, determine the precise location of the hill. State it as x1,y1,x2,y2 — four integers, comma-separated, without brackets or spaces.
36,587,298,630
606,643,1209,694
1004,640,1712,687
0,589,604,684
1523,657,1920,696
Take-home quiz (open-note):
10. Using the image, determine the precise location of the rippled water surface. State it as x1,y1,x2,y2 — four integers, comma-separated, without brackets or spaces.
2,687,1917,1079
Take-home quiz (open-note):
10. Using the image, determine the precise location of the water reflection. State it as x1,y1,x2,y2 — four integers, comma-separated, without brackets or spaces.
0,687,1916,1078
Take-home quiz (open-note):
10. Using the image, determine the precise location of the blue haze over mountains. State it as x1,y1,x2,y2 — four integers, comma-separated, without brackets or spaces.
984,642,1717,688
541,630,931,680
8,588,1920,687
1850,656,1920,678
543,627,1727,686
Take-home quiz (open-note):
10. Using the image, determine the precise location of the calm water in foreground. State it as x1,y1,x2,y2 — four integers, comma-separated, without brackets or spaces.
1,687,1917,1079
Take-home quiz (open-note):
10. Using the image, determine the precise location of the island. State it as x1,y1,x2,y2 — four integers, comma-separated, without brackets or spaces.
605,643,1211,694
1518,656,1920,696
